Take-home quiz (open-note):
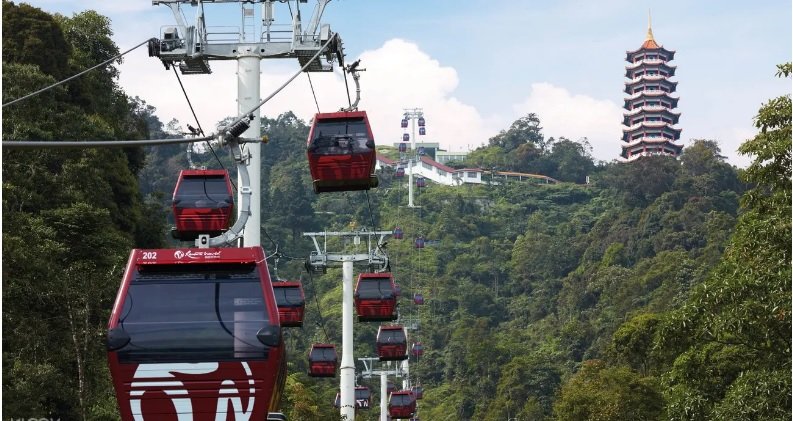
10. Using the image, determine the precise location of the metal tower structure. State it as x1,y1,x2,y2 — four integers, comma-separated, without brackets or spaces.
151,0,344,246
359,357,406,421
402,108,424,208
304,229,392,421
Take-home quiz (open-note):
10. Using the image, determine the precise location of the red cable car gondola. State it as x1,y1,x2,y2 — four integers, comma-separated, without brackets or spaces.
393,227,404,239
387,381,396,396
412,342,424,357
308,343,338,377
333,387,371,409
411,386,424,400
398,142,407,153
416,177,426,188
171,169,234,240
307,111,378,193
354,273,398,322
395,167,405,178
417,117,425,127
402,133,409,142
415,236,425,249
376,325,408,361
388,391,416,419
417,147,425,156
107,247,285,421
356,386,372,409
400,118,408,128
413,293,424,305
272,281,305,327
419,127,426,136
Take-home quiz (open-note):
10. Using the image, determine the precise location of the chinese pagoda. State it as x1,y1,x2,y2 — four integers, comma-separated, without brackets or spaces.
621,14,683,161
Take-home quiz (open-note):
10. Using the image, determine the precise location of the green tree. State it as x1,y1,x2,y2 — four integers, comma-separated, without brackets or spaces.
553,360,664,421
488,113,545,152
660,63,791,420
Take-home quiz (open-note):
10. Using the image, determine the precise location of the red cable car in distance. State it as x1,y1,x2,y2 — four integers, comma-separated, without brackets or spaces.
308,343,338,377
376,325,408,361
388,390,417,419
272,281,305,327
307,111,378,194
106,247,285,421
354,273,399,322
171,169,234,240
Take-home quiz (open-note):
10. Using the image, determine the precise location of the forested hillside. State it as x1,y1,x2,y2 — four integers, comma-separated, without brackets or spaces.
2,3,790,420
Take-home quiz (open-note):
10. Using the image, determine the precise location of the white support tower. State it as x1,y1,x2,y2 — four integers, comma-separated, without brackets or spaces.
304,229,392,421
402,108,424,208
359,357,406,421
152,0,344,247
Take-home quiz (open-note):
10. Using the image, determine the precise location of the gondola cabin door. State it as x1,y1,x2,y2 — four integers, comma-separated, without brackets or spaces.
107,247,285,421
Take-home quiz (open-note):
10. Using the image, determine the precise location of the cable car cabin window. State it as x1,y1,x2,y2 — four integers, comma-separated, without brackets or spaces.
273,286,304,307
356,278,394,299
310,118,372,155
173,175,232,209
390,393,414,406
117,264,270,363
378,329,406,343
309,346,337,362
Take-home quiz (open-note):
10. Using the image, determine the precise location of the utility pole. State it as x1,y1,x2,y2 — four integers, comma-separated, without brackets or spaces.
151,0,343,247
402,108,424,208
305,229,392,420
359,357,405,421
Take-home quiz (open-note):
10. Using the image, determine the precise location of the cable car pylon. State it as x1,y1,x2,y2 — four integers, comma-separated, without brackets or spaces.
303,228,392,420
359,357,406,421
150,0,344,247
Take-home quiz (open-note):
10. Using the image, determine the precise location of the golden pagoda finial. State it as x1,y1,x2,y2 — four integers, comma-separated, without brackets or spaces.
646,9,655,41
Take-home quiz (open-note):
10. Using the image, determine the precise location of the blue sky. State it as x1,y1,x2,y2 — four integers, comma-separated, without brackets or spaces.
21,0,792,166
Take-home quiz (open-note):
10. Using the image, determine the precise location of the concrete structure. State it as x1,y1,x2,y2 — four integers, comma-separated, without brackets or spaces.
376,154,559,186
621,14,683,161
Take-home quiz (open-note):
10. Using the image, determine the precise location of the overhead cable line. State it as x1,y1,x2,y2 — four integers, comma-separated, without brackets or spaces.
306,73,321,113
306,270,331,343
2,136,213,149
171,66,237,191
171,66,206,137
5,34,338,150
342,66,353,109
2,38,154,108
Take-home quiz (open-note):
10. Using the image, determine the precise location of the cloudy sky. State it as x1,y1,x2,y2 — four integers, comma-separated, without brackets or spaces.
23,0,792,167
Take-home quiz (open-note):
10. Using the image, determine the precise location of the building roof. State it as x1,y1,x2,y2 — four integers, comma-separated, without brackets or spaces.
420,155,456,173
625,12,675,58
455,168,483,173
376,154,396,165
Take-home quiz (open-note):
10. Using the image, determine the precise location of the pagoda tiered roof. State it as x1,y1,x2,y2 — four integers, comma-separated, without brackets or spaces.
624,77,678,94
623,108,680,125
624,91,679,108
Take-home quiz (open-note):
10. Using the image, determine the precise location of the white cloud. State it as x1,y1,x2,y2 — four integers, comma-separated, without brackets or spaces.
117,38,498,152
512,83,624,163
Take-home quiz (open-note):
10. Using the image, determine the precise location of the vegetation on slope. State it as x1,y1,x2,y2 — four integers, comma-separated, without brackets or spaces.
2,3,789,420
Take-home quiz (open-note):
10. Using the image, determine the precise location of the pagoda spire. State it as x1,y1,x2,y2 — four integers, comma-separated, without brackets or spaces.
646,10,654,42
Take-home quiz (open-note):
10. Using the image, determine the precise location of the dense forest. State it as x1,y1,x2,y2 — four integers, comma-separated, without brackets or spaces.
2,3,790,420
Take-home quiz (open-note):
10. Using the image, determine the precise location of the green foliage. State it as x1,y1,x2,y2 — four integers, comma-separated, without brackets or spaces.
658,64,792,420
2,1,71,78
553,360,664,421
2,4,166,419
